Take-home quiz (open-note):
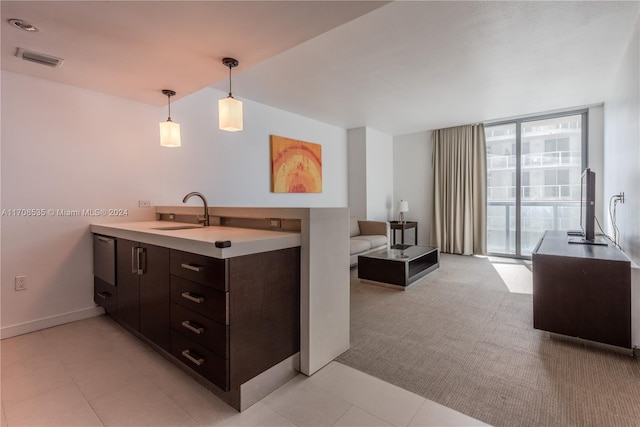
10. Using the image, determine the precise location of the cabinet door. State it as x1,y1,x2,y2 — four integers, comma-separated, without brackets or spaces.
139,243,171,351
229,247,300,387
115,238,140,330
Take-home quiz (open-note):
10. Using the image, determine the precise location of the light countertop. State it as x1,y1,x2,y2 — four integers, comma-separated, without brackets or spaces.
91,221,301,258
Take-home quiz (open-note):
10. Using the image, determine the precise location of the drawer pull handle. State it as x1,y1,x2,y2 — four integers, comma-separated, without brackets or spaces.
181,350,204,366
181,263,203,272
181,320,204,334
181,292,204,303
97,292,110,299
131,247,144,275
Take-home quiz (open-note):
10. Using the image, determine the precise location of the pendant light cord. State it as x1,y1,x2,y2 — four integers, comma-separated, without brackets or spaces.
167,93,172,121
228,64,232,97
161,89,177,122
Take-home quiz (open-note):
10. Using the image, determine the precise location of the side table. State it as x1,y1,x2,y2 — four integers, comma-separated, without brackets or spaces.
389,221,418,247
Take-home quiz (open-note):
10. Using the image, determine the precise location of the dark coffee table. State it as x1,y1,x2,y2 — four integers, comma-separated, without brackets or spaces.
357,245,439,289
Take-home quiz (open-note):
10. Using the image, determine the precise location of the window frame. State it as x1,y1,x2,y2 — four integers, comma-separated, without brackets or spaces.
485,109,588,258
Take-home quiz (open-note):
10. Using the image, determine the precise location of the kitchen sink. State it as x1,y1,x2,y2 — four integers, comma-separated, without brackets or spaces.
151,225,203,231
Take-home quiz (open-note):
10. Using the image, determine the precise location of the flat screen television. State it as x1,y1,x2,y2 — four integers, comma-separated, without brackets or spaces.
580,168,596,241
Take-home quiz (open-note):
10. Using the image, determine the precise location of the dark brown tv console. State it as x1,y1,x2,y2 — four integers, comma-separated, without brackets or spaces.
532,230,632,349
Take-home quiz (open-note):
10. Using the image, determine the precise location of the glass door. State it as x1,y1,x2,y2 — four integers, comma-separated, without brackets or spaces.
486,112,586,257
486,123,517,255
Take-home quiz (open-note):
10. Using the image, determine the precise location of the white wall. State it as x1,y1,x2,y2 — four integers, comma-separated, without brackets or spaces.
588,105,605,222
1,72,161,334
347,127,393,221
364,128,393,220
347,128,367,219
393,131,432,245
1,71,349,336
162,87,348,208
604,16,640,264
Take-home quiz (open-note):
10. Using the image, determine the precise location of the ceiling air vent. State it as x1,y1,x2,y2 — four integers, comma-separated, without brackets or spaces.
15,48,64,68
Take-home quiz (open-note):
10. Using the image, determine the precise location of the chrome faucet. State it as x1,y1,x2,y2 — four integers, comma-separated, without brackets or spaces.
182,192,209,226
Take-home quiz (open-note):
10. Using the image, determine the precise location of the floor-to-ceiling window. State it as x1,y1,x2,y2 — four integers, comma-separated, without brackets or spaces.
485,111,587,257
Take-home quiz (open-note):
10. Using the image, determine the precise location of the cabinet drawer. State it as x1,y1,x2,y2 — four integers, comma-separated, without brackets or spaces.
170,276,229,325
170,250,228,291
170,303,229,358
171,330,229,391
93,235,115,285
94,277,117,313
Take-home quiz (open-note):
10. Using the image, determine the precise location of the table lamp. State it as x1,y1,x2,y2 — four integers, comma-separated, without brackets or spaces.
398,200,409,224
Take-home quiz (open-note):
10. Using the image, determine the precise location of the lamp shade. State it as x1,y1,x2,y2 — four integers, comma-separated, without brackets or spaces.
219,96,243,132
159,120,181,147
399,200,409,213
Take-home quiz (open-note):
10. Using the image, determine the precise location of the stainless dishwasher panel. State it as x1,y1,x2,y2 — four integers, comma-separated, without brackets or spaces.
93,235,116,286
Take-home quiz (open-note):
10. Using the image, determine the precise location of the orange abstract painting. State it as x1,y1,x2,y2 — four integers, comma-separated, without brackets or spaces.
270,135,322,193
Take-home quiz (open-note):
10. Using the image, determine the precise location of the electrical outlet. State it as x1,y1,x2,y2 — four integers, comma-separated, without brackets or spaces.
270,218,281,228
138,200,151,208
15,275,27,291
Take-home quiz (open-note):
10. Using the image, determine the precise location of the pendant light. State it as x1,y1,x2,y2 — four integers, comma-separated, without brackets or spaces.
159,89,181,147
219,57,243,132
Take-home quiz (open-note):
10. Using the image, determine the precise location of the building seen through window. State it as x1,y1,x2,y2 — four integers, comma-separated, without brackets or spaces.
485,113,584,256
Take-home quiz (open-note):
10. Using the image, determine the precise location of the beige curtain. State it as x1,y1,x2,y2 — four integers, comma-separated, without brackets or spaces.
430,124,487,255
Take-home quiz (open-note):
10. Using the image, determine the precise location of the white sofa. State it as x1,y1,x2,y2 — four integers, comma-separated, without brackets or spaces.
349,217,390,266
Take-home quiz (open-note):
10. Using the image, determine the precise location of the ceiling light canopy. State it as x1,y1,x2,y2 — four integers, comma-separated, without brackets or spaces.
160,89,181,148
8,19,39,32
219,57,243,132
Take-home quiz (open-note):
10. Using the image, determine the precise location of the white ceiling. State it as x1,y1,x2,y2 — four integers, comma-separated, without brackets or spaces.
226,1,640,135
1,1,387,105
2,1,639,136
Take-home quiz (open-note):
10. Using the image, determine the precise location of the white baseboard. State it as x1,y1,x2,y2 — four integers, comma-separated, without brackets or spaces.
239,352,300,411
0,306,105,339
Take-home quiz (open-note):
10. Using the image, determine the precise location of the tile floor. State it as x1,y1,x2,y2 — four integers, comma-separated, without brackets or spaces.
1,315,487,426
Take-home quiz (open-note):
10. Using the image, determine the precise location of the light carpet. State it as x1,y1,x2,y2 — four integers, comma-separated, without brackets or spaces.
337,253,640,426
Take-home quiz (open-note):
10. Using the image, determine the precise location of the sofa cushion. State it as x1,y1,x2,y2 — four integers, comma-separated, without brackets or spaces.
350,238,371,255
350,217,361,237
355,235,387,249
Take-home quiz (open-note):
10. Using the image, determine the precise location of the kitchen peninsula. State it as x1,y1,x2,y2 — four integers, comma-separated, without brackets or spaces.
91,220,301,258
91,206,350,410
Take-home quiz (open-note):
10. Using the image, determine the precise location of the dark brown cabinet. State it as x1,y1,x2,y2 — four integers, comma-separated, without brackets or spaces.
93,232,300,405
169,249,231,390
114,238,138,329
532,230,632,349
169,247,300,391
114,238,171,351
227,248,300,387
